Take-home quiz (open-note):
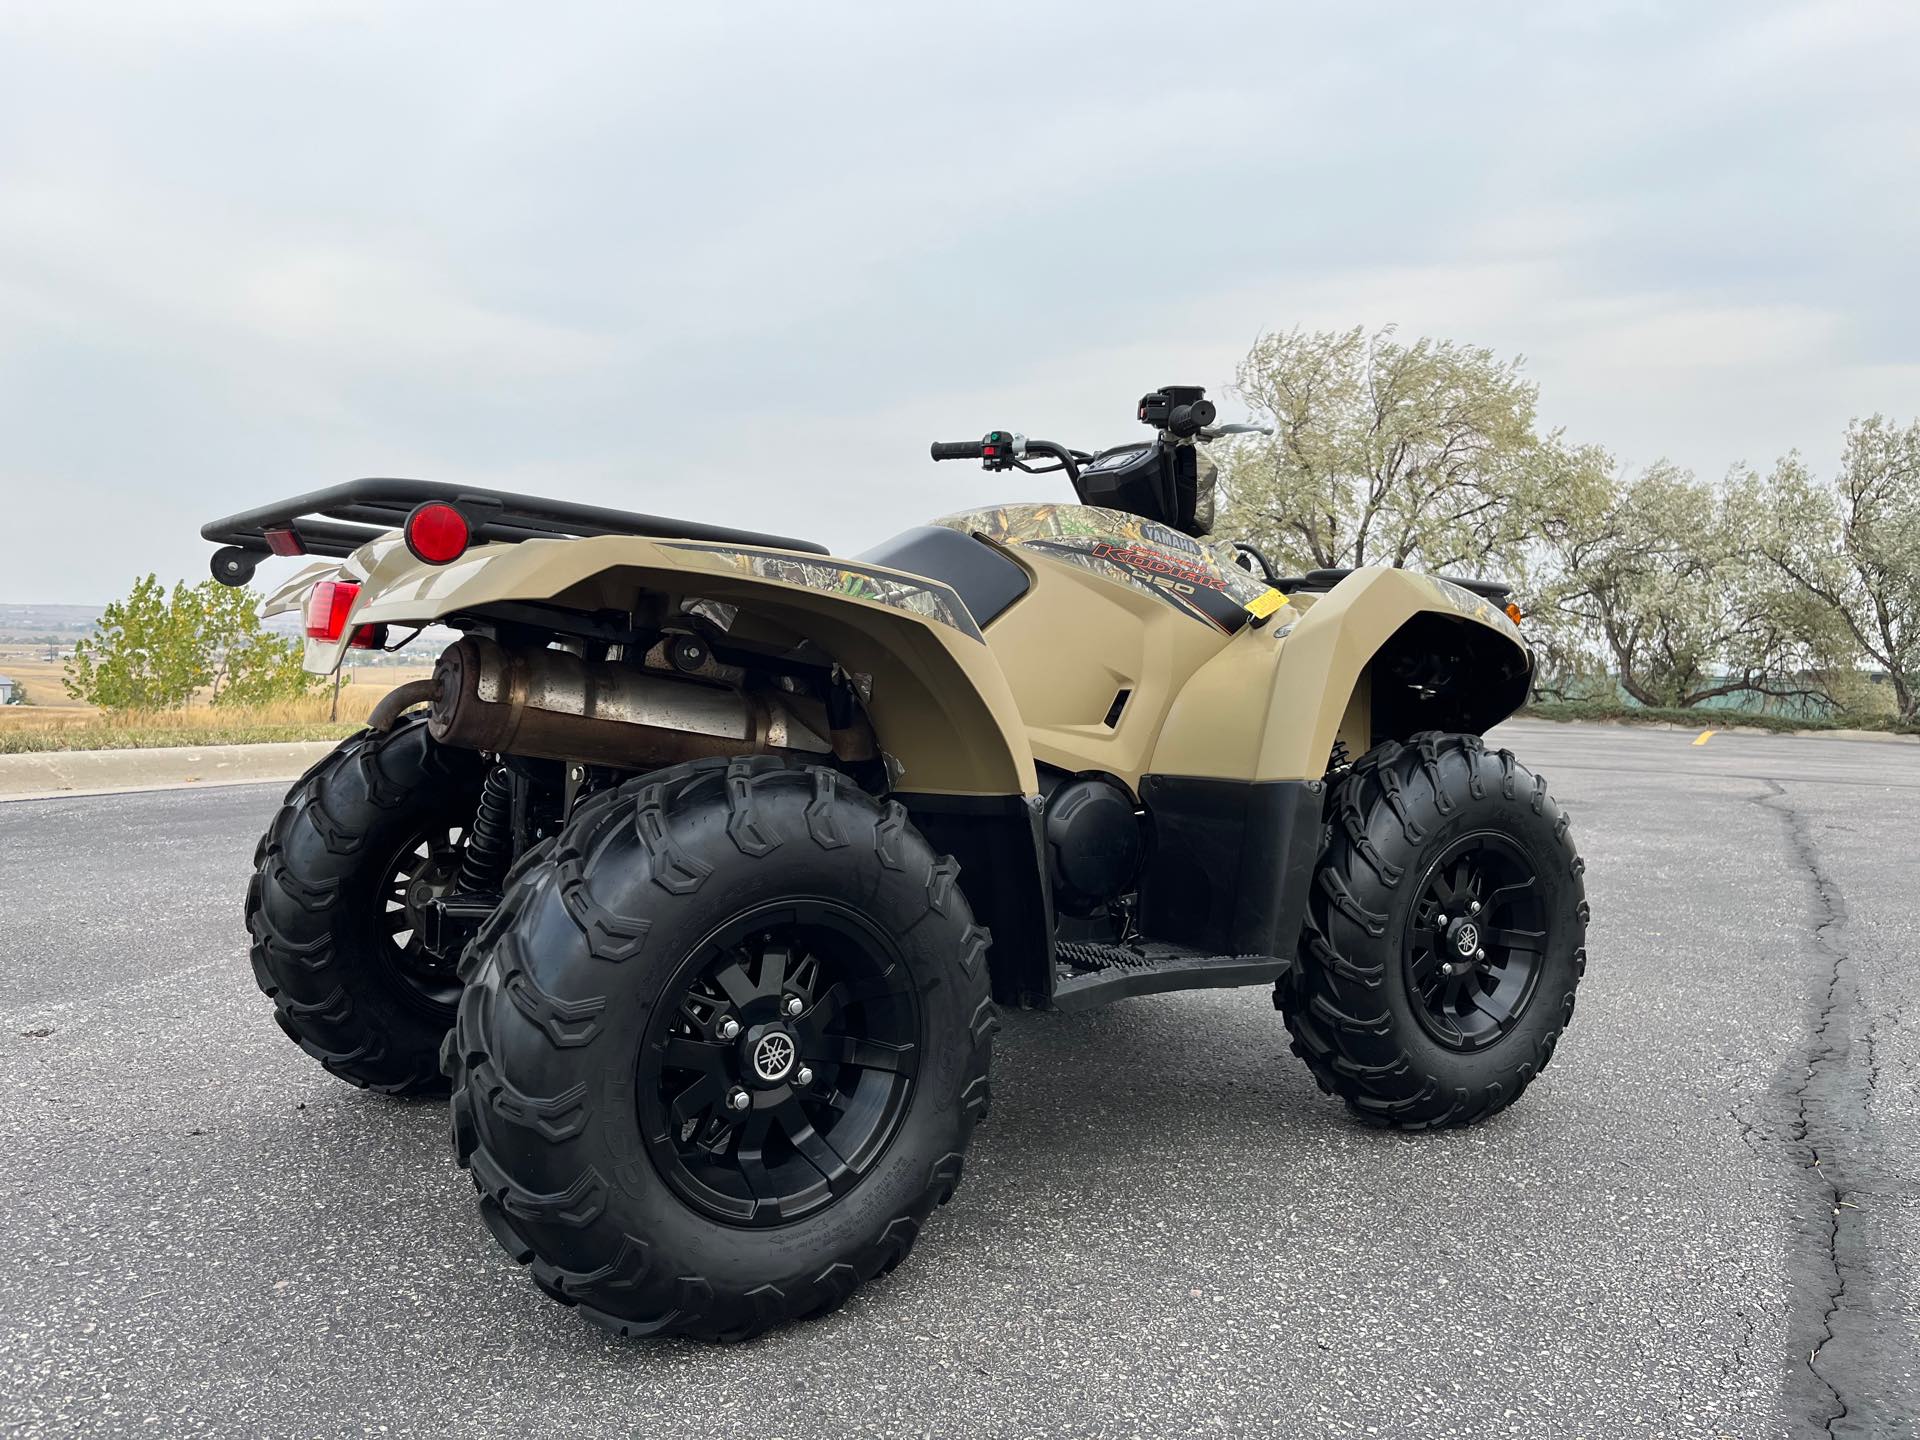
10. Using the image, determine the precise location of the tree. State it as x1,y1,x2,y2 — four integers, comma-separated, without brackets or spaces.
1537,461,1859,711
1535,463,1722,707
196,582,317,707
212,626,318,708
1211,322,1913,722
65,576,319,713
1213,326,1557,577
1747,418,1920,720
64,575,209,711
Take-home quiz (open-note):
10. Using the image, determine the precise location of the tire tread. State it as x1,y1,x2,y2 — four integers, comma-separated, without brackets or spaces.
1278,731,1587,1130
447,756,993,1341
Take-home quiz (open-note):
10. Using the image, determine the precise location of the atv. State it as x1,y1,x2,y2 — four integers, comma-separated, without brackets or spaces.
203,384,1587,1340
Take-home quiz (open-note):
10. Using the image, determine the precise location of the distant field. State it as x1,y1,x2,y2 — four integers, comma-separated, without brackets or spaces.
0,646,435,751
0,652,88,713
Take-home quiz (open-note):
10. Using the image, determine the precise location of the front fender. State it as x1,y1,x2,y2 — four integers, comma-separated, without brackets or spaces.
1150,567,1531,782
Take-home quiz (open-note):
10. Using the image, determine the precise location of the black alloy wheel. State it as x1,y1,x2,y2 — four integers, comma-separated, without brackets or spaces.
446,755,996,1340
1280,732,1589,1130
1403,832,1548,1051
640,904,922,1227
379,821,469,1011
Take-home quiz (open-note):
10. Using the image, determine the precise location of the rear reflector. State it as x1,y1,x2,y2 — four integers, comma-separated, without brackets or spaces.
263,526,306,557
405,501,471,565
349,624,387,650
305,580,361,642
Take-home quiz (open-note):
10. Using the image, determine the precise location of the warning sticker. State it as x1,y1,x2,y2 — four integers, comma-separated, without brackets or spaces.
1244,588,1289,620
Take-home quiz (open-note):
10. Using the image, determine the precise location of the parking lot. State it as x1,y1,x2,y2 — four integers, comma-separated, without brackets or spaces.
1,719,1915,1438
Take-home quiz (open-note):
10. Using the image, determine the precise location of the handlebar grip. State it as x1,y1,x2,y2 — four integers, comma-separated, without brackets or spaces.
1167,400,1217,438
930,440,985,461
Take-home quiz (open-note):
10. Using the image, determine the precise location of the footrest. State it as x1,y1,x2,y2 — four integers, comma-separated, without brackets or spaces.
1052,940,1291,1011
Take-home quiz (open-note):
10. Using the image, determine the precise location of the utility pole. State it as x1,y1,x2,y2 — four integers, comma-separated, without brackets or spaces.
330,666,342,722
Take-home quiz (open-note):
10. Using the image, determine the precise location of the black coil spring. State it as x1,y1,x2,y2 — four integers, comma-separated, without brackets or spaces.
457,766,516,894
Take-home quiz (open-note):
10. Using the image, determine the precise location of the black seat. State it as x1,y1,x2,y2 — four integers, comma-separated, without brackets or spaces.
1436,574,1514,604
1278,567,1513,605
857,526,1030,628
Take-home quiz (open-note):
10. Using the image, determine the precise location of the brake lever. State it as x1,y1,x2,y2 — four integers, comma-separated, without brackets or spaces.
1197,423,1273,440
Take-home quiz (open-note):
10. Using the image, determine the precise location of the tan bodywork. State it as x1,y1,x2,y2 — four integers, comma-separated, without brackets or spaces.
274,534,1035,797
277,510,1526,797
973,544,1225,783
952,509,1527,788
1144,570,1522,782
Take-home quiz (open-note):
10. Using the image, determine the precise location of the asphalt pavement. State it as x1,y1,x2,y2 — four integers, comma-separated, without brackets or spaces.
0,720,1915,1438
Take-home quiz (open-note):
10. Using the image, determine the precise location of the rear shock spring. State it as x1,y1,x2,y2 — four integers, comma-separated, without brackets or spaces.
457,766,516,894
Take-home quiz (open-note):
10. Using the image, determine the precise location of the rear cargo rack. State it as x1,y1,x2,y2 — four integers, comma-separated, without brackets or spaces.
202,477,828,586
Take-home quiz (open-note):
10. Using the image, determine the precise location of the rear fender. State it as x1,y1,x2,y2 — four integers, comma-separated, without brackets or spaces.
291,532,1054,999
321,533,1040,797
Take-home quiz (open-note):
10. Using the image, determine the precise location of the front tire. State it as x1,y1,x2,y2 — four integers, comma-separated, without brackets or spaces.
446,756,995,1340
1280,732,1589,1129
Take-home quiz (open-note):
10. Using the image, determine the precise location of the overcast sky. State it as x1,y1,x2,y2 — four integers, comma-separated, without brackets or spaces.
1,1,1916,605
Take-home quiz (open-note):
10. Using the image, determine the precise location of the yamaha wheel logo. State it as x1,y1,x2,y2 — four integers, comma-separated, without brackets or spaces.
1454,922,1481,957
752,1032,796,1082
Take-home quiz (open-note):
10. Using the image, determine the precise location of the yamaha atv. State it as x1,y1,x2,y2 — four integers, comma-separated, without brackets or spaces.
203,384,1588,1340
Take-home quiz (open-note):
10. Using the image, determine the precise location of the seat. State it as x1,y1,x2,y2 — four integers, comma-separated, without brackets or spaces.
856,526,1031,629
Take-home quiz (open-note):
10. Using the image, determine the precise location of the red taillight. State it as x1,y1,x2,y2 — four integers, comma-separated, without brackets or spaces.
305,580,361,642
405,501,471,565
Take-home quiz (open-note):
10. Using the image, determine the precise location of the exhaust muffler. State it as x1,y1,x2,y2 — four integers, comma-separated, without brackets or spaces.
426,635,856,769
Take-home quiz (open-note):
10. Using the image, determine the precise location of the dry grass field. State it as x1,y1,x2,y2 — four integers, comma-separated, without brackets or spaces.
0,645,434,752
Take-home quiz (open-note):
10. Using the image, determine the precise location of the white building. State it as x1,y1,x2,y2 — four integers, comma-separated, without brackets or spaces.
0,674,15,704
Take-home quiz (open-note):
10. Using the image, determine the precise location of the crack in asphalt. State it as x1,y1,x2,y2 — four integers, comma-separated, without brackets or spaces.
1863,1017,1885,1102
1717,1302,1763,1394
1752,778,1875,1437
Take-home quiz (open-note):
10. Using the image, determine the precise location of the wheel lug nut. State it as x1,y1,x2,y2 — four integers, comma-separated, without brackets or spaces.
783,995,804,1018
795,1065,814,1087
727,1087,751,1112
1474,948,1486,962
1469,901,1481,915
1436,913,1448,927
717,1017,741,1041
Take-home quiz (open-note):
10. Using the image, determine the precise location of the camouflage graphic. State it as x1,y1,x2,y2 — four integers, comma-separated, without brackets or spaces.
1191,446,1219,536
934,503,1272,634
664,543,983,642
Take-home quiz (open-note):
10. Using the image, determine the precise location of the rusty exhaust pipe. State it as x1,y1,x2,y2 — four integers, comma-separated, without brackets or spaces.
368,677,438,732
426,635,863,769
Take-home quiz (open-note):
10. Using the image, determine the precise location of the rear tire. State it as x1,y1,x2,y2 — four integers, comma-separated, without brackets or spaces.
1279,732,1588,1129
246,719,486,1094
445,756,995,1341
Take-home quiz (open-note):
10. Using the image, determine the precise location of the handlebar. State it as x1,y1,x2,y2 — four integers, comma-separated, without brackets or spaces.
928,386,1264,525
931,435,1081,482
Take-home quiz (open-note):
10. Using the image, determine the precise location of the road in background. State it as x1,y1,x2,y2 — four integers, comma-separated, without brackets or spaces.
1,721,1914,1437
